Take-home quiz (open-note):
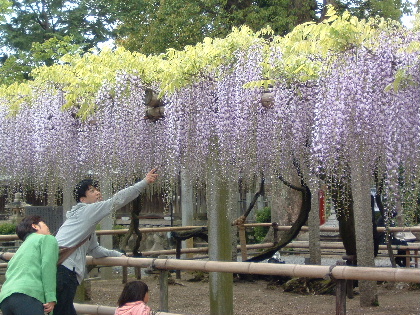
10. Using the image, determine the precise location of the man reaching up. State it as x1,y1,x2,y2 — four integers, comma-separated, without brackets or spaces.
55,169,158,315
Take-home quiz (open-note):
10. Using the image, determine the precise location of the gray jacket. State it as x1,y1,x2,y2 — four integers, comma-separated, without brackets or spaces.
55,180,148,283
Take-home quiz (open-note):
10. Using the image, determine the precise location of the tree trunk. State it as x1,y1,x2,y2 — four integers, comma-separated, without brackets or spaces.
308,181,321,265
181,169,194,259
207,143,233,315
351,159,378,306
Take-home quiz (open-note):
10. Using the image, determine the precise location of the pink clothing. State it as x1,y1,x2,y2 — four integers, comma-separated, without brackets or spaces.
114,301,151,315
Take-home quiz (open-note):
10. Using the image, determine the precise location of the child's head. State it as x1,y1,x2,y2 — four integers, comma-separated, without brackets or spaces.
118,280,149,307
16,215,50,240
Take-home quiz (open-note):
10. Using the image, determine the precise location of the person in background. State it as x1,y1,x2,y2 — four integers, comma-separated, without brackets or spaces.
0,215,58,315
54,168,158,315
376,210,408,267
115,281,151,315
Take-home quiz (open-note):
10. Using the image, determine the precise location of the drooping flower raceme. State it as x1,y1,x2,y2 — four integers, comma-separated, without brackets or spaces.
1,25,420,220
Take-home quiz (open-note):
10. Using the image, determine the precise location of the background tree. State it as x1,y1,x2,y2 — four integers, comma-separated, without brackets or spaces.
344,0,412,20
0,0,115,84
110,0,413,55
111,0,318,55
0,0,115,52
0,0,11,19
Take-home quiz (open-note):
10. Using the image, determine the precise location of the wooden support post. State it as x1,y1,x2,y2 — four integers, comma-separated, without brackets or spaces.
415,249,418,268
135,267,141,280
122,266,128,284
272,222,279,244
176,239,181,279
336,279,347,314
346,280,354,299
74,282,88,303
335,261,347,315
159,269,169,312
239,225,248,262
342,255,355,299
406,249,410,268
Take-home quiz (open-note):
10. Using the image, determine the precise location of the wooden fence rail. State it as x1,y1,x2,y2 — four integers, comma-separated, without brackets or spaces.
73,303,180,315
1,224,419,268
76,256,420,315
1,250,420,314
0,224,419,241
1,224,419,314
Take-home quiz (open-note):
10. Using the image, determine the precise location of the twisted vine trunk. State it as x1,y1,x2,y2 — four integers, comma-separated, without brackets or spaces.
120,196,143,256
247,163,311,263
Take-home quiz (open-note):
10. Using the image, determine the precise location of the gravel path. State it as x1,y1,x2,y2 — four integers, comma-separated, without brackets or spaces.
88,270,420,315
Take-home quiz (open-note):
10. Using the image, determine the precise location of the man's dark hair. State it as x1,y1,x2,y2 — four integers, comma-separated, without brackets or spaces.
74,179,99,202
117,280,149,307
16,215,43,241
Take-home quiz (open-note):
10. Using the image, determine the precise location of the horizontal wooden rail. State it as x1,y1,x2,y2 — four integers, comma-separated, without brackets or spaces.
1,241,418,261
96,226,203,236
82,256,420,283
243,224,420,233
138,241,420,257
73,303,180,315
0,226,204,241
281,241,420,251
73,256,420,315
94,225,420,235
0,235,19,241
0,224,418,241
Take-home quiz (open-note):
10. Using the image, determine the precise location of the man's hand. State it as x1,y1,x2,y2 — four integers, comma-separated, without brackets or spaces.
145,168,158,183
44,301,56,313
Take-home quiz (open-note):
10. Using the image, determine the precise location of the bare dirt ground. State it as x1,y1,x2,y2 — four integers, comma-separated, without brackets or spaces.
87,271,420,315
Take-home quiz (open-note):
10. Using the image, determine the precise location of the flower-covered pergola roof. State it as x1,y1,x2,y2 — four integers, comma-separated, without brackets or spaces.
1,9,420,215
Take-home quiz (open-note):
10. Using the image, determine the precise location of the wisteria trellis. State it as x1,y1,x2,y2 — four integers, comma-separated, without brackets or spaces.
1,25,420,219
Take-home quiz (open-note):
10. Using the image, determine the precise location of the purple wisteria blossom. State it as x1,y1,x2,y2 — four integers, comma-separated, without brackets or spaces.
0,27,420,214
